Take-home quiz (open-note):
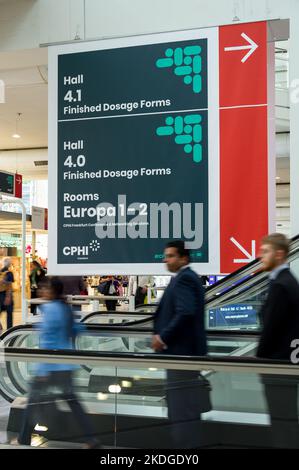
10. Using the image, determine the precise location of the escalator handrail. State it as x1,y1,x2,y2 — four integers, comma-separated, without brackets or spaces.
0,337,294,405
135,303,159,309
82,317,154,328
83,317,154,328
205,238,299,305
3,345,297,369
205,233,299,296
81,311,153,326
0,322,261,345
0,314,155,343
0,326,261,403
205,273,269,309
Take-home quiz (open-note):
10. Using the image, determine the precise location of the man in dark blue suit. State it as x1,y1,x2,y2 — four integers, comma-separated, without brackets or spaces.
152,241,206,355
152,241,207,448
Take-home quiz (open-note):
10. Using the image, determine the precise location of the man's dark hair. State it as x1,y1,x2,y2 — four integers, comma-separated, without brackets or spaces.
166,240,190,261
44,276,64,299
262,233,290,256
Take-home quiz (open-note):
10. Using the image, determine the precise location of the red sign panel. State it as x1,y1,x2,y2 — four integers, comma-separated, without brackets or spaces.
44,208,48,230
219,21,267,107
14,173,22,198
219,21,269,273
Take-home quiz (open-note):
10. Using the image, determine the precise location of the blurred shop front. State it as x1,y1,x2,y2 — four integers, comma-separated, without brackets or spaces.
0,209,48,311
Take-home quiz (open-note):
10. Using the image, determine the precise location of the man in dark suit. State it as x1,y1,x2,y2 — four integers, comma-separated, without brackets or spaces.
152,241,207,448
257,233,299,448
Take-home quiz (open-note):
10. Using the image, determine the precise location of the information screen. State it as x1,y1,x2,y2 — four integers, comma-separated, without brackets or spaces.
208,304,258,328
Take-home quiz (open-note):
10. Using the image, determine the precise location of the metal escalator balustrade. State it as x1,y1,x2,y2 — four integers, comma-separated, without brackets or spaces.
3,348,299,449
205,234,299,331
0,322,258,404
76,234,299,331
81,311,153,327
205,233,299,303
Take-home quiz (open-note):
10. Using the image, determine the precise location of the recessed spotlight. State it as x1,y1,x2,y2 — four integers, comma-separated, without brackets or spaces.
121,380,132,388
34,423,48,432
12,133,21,139
108,384,121,394
276,177,281,180
97,392,108,401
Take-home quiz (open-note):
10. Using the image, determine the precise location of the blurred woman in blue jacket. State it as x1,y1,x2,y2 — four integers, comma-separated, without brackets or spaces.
17,277,99,448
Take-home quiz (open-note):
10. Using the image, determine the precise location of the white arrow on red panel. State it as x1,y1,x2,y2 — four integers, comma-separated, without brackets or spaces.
230,237,256,263
224,32,258,63
15,176,22,185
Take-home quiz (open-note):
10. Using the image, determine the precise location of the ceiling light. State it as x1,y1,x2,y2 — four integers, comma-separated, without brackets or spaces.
121,380,132,388
30,435,45,447
34,424,48,432
108,384,121,394
276,176,281,180
12,112,22,141
97,392,108,401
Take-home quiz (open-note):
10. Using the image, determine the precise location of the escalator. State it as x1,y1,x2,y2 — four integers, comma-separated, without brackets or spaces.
82,311,153,328
2,237,299,447
0,323,258,403
0,324,261,448
80,234,299,329
2,344,298,448
17,234,299,331
2,234,299,403
0,279,295,449
206,235,299,307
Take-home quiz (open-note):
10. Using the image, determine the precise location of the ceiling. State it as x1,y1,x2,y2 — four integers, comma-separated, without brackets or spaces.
0,47,48,151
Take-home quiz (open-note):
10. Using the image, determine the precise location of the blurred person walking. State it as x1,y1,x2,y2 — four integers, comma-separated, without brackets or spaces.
29,260,46,315
16,276,100,448
136,276,155,306
0,257,14,329
98,275,120,311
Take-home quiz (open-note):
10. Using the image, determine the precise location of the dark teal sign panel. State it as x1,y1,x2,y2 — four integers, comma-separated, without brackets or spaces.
57,39,209,264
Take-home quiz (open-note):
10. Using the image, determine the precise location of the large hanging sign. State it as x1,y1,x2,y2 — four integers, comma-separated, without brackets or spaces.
48,21,274,275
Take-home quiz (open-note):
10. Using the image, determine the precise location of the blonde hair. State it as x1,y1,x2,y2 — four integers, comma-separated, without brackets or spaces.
261,233,289,256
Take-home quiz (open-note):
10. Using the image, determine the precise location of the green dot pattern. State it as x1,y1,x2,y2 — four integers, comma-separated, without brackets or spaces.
156,44,202,94
156,114,203,164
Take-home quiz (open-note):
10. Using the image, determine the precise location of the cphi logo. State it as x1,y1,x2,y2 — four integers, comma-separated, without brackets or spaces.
63,240,100,257
156,114,203,163
89,239,101,252
156,45,202,93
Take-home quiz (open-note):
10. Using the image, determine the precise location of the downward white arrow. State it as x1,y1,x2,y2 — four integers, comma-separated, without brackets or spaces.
230,237,256,263
224,32,258,63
